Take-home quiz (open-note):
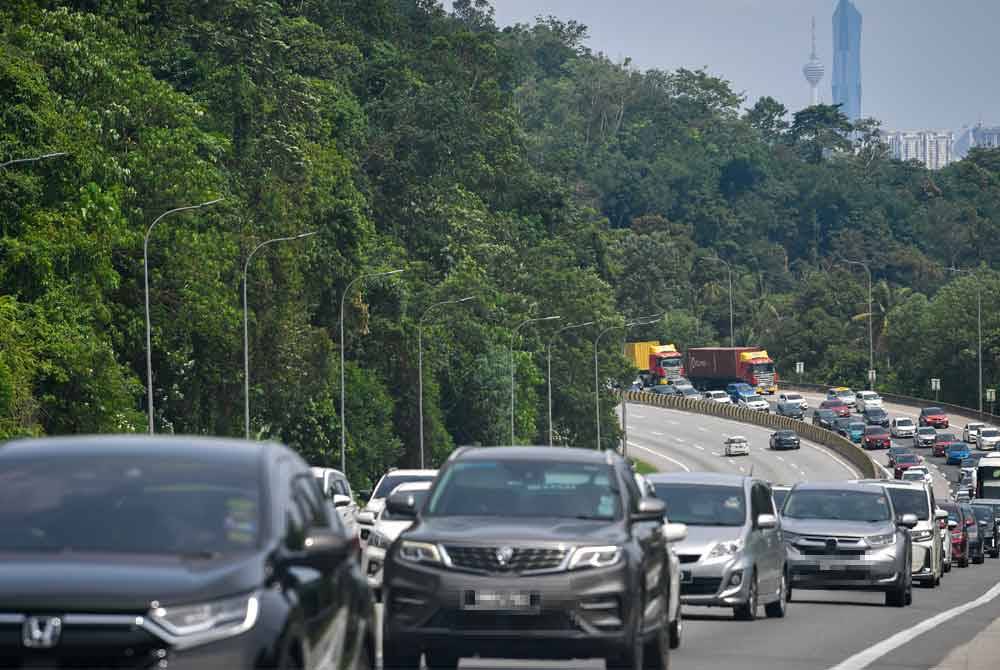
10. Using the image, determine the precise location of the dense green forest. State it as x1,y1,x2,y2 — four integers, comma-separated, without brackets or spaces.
2,0,999,487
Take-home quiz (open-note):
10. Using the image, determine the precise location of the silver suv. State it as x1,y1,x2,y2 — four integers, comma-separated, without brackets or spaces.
648,473,787,620
782,482,917,607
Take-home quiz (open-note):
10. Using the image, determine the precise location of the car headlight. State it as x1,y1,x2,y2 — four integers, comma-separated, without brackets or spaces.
398,540,443,564
867,532,897,547
705,539,744,561
149,592,259,649
369,531,392,550
910,530,933,543
569,545,622,570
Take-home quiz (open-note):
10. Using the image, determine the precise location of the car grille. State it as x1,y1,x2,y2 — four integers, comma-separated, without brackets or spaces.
443,546,568,573
681,577,723,596
677,554,700,564
0,618,164,669
426,610,580,632
793,535,867,556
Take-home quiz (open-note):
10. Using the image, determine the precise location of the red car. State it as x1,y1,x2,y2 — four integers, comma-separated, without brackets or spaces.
820,399,851,418
893,453,923,478
919,407,949,428
863,425,891,450
933,432,961,457
940,502,971,568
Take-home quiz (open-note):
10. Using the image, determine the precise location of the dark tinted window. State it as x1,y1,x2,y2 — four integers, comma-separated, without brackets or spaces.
652,483,746,527
426,460,620,520
886,488,929,520
374,474,436,499
783,489,892,522
923,408,944,415
0,453,261,555
972,506,994,523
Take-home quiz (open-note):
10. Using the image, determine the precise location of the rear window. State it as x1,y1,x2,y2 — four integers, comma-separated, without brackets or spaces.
886,488,929,520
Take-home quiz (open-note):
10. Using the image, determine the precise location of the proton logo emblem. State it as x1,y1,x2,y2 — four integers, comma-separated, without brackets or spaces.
496,546,515,567
22,616,62,649
825,538,838,551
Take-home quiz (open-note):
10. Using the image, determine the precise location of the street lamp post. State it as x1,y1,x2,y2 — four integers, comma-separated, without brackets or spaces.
339,269,404,473
242,231,317,440
143,198,223,434
947,267,984,413
546,321,595,445
700,256,735,347
510,315,561,445
418,296,474,467
839,258,874,390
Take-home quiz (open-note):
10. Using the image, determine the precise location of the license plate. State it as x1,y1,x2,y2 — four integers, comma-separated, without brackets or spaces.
462,590,539,611
819,561,846,571
681,570,693,584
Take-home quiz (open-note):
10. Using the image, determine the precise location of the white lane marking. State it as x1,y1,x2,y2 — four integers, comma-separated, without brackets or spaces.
776,456,785,462
728,459,737,465
666,420,680,426
627,442,691,473
695,445,705,451
826,580,1000,670
631,413,647,419
674,436,686,444
739,466,746,472
712,451,722,457
697,427,709,433
650,431,665,437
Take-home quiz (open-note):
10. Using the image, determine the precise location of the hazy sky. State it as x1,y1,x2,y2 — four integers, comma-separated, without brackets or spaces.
470,1,997,131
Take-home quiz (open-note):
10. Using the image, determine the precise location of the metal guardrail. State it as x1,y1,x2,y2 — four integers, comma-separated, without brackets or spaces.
623,390,881,480
778,382,1000,425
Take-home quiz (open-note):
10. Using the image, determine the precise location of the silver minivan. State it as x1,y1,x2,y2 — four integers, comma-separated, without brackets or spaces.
647,473,787,620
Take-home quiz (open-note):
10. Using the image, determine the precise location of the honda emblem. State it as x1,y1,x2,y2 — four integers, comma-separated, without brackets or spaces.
22,616,62,649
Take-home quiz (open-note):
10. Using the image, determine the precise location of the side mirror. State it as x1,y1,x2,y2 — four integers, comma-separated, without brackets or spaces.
385,490,420,519
898,513,919,529
632,497,666,522
283,528,350,571
935,509,949,520
756,514,778,530
979,520,988,527
948,520,958,530
663,522,688,543
332,494,352,509
356,511,375,526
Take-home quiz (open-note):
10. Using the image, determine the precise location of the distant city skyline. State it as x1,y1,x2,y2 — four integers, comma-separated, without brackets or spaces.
471,1,998,131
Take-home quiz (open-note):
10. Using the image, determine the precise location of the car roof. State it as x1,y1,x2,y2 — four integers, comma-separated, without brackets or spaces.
0,434,273,466
830,386,852,392
390,480,433,494
311,466,346,477
454,446,616,464
791,481,887,494
857,478,925,491
647,472,750,487
381,469,439,477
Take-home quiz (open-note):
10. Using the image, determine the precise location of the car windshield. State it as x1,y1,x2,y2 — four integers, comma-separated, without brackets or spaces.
972,506,994,523
937,434,958,442
923,408,944,415
374,474,436,499
917,427,935,434
982,430,1000,438
866,427,888,436
0,454,261,555
425,460,621,520
948,444,968,452
886,488,929,520
896,419,914,426
836,390,854,398
867,409,885,416
902,470,926,480
746,395,764,402
651,483,746,527
849,422,866,431
783,489,892,522
896,454,919,464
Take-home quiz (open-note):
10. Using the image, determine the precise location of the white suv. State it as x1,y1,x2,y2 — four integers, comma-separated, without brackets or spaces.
891,417,916,438
778,392,809,410
856,391,883,412
964,422,986,443
362,481,432,600
356,468,437,546
978,427,1000,451
703,390,733,404
739,394,770,412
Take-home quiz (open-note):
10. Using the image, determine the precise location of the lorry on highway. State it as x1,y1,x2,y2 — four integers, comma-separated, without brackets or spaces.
685,347,779,395
625,341,685,385
976,453,1000,499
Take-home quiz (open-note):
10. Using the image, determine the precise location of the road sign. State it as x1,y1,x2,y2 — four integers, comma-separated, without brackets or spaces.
795,362,804,375
987,388,996,403
931,378,941,391
868,369,876,383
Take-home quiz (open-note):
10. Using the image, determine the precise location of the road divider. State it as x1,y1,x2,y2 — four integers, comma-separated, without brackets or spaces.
624,390,881,479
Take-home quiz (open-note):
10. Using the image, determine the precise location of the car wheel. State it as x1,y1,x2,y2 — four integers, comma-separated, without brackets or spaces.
974,551,986,565
642,611,671,670
606,630,643,670
885,580,907,607
991,549,999,559
668,610,682,650
904,572,913,606
944,560,952,573
382,644,421,670
424,650,460,670
765,571,787,618
734,571,758,621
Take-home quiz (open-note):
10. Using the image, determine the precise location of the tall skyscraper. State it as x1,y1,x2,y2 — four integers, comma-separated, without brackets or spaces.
802,18,825,106
832,0,862,120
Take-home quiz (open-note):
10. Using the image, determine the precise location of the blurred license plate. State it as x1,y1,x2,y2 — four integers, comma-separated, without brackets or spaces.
681,570,693,583
463,590,538,611
819,561,846,571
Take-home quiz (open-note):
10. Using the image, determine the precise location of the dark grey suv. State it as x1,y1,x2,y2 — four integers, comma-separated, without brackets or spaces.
782,482,917,607
381,447,676,670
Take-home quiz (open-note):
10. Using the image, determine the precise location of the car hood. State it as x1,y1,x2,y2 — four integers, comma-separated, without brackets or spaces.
782,518,893,538
0,551,264,612
406,516,626,546
672,525,744,555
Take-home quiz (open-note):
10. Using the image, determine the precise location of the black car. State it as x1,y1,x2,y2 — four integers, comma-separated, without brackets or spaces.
0,436,374,670
776,401,805,420
382,447,674,670
970,503,1000,559
863,407,891,427
812,408,837,430
770,430,801,450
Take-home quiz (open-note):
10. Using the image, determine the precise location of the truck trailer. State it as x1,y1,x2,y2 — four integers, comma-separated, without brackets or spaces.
686,347,778,395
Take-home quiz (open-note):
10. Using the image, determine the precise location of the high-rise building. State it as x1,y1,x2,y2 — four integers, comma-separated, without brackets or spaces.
886,131,955,170
802,18,825,106
832,0,862,120
954,123,1000,159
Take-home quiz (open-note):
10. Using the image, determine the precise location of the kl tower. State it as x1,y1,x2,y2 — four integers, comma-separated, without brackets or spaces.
803,17,825,106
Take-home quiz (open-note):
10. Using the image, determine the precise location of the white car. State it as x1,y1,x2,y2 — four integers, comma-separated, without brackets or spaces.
856,391,883,412
356,468,437,546
891,417,917,438
738,394,770,412
778,392,808,410
978,427,1000,451
362,481,432,598
901,466,932,485
311,466,359,538
703,390,732,404
636,474,685,650
724,435,750,456
827,387,857,408
964,422,986,444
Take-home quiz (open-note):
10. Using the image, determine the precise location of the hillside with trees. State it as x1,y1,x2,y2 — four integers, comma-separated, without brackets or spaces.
2,0,998,487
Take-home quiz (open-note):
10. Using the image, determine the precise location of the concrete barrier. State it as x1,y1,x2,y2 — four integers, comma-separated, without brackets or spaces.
624,391,881,479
